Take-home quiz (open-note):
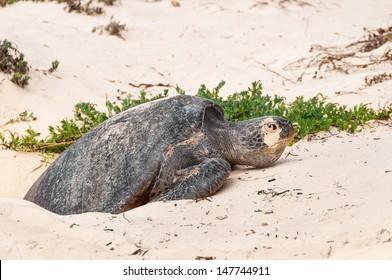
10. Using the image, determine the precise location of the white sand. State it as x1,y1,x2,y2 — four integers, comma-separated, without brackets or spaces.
0,0,391,259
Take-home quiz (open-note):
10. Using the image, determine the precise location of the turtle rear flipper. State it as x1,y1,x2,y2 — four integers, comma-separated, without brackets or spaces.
153,158,231,201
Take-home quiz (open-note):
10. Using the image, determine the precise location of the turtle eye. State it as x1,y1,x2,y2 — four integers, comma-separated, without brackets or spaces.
268,123,277,130
264,122,278,133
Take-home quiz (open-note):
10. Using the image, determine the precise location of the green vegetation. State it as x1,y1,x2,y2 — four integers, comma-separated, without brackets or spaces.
1,0,117,12
92,16,127,39
0,0,50,8
0,40,30,87
97,0,116,5
196,81,391,138
1,81,391,154
48,60,60,73
4,110,37,125
1,40,60,87
0,0,17,6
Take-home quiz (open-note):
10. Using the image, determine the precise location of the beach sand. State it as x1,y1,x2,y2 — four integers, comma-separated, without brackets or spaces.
0,0,391,259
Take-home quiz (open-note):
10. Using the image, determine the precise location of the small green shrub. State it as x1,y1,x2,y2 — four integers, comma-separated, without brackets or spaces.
49,60,60,73
92,16,127,39
5,110,37,125
0,0,17,7
0,40,30,87
1,0,117,13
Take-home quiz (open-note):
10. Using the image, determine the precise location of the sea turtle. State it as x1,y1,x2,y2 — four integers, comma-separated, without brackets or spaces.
24,95,294,215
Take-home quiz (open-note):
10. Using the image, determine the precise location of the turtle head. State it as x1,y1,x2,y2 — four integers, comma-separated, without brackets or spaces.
233,116,294,167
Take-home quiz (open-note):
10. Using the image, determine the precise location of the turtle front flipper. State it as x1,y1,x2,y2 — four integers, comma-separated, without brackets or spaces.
152,158,231,202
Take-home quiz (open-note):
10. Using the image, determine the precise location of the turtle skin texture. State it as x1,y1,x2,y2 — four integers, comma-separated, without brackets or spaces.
24,95,294,215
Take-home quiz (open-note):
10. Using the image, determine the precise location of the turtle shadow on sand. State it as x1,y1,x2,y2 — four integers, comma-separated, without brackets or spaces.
24,95,294,215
